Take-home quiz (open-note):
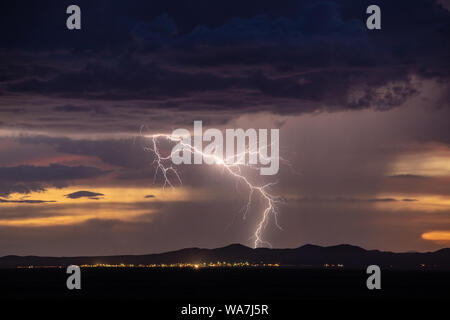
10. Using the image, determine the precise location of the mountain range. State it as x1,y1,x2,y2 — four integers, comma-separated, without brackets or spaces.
1,244,449,269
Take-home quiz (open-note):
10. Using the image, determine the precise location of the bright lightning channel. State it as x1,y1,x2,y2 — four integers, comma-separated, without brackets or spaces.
144,133,283,248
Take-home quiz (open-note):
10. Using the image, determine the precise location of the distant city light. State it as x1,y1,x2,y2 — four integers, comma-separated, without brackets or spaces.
16,261,281,269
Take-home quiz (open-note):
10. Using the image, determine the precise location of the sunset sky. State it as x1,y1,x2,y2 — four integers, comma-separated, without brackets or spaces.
0,0,449,256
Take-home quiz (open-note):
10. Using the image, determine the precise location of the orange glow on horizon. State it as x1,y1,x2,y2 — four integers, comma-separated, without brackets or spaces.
0,186,207,227
373,194,450,212
2,186,196,205
421,231,450,242
388,144,450,177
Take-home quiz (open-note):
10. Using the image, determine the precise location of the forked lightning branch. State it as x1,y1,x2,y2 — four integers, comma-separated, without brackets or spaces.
145,121,283,248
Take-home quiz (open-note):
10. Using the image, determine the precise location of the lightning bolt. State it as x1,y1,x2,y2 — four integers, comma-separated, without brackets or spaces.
144,132,284,248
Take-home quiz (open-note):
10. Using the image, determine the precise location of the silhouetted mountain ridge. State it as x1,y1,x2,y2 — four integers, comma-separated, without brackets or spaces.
1,243,449,270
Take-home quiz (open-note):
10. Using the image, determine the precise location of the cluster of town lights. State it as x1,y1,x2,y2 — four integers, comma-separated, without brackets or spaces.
17,261,280,269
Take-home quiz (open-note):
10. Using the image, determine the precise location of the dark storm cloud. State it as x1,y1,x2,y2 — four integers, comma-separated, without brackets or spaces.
3,56,423,112
65,191,104,199
173,0,449,70
7,57,240,101
0,0,448,118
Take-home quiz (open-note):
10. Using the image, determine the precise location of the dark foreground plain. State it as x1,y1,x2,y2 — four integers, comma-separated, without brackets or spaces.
1,268,449,318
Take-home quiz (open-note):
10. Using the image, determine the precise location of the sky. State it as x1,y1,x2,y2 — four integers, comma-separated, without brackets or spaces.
0,0,449,256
